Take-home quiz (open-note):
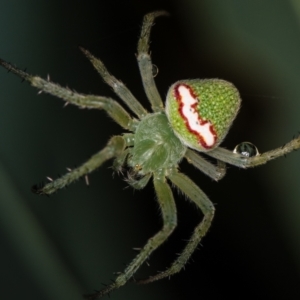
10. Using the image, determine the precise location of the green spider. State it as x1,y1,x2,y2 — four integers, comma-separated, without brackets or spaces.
1,10,300,299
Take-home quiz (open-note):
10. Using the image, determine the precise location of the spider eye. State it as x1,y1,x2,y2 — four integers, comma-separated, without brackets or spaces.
165,79,241,152
233,142,259,157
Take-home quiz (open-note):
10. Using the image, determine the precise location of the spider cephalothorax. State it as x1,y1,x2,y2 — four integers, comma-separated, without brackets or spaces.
1,11,300,300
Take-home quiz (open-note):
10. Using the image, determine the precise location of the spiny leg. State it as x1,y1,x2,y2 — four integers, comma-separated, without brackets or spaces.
139,171,215,284
185,148,226,181
79,47,147,118
0,59,135,130
206,135,300,168
85,174,177,299
137,11,169,112
32,136,125,195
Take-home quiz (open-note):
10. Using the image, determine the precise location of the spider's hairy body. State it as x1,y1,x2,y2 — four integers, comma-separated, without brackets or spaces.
1,10,300,300
128,113,186,175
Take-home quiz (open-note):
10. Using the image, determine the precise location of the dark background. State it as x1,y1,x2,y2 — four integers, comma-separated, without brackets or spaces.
0,1,300,299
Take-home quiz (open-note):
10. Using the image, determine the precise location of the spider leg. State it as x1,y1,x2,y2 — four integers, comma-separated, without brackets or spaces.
137,11,169,112
138,171,215,284
85,174,177,299
206,135,300,168
79,47,147,119
0,59,135,130
185,148,226,181
32,136,125,195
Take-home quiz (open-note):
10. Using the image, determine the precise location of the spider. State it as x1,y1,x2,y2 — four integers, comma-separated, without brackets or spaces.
1,10,300,299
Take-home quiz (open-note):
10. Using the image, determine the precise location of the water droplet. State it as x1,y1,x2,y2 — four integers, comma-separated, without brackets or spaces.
233,142,259,157
152,64,159,77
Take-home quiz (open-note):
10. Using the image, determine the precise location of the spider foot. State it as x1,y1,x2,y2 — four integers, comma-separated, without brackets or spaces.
31,182,46,195
83,281,118,300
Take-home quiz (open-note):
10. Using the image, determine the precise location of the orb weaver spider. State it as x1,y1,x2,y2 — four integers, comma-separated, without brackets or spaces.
1,10,300,299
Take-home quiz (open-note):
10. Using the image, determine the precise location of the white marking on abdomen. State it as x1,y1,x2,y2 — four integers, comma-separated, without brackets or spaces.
178,85,215,147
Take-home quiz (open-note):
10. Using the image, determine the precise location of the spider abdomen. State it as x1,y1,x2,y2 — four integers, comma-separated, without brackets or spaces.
165,79,241,152
128,113,186,174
